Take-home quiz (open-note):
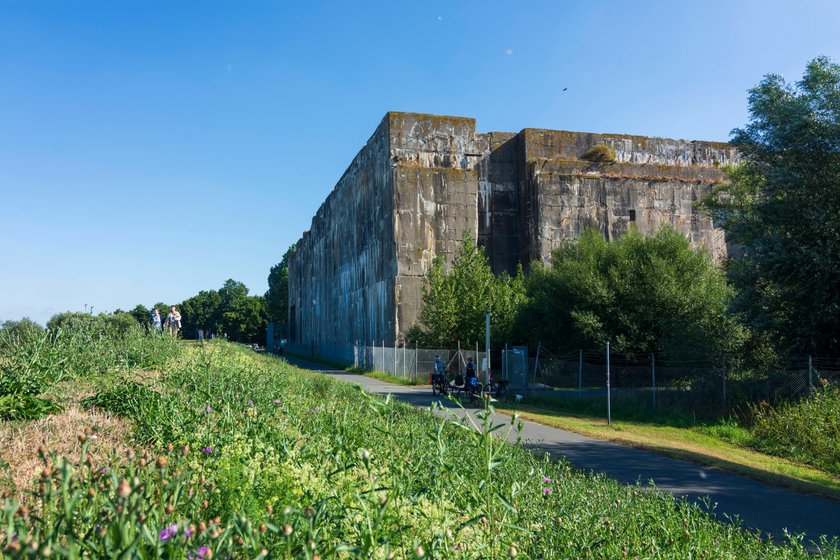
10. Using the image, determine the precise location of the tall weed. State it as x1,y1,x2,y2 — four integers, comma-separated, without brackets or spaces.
750,385,840,475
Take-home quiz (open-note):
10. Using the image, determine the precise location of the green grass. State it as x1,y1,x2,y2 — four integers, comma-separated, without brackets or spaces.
283,351,420,385
493,396,840,501
2,340,838,558
346,367,419,386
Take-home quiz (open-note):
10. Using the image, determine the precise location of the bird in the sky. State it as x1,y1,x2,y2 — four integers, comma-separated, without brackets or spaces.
562,87,568,91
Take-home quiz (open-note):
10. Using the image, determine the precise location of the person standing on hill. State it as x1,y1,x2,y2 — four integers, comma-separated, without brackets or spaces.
151,308,162,331
164,306,182,336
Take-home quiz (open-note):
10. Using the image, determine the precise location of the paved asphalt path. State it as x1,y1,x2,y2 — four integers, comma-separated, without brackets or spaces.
283,356,840,545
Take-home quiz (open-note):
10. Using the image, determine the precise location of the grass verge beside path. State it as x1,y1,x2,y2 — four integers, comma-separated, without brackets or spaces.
284,351,420,385
494,403,840,501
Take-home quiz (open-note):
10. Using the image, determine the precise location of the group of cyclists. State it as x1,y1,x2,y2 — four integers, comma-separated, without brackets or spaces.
431,354,482,399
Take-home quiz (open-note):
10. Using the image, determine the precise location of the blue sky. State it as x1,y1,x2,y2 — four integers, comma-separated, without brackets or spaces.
2,1,839,325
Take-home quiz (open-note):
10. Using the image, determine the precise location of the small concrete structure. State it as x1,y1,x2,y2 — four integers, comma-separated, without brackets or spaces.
288,112,735,363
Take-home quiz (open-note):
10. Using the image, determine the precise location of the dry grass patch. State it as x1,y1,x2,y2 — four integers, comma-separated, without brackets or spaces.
0,404,131,498
0,379,133,499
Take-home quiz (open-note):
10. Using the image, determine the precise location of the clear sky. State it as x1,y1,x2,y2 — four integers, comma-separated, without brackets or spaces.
2,0,839,325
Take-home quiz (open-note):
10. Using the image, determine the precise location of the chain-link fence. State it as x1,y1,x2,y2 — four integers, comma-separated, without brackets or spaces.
353,342,489,384
283,334,839,413
530,347,840,415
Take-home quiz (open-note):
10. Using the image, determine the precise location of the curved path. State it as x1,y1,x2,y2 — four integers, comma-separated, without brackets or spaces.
284,356,840,545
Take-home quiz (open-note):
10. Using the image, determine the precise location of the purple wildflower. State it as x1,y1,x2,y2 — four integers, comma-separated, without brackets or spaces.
273,399,282,405
185,526,193,537
543,476,552,484
192,545,210,559
201,447,214,455
542,487,552,496
159,523,178,542
100,467,108,475
204,406,214,414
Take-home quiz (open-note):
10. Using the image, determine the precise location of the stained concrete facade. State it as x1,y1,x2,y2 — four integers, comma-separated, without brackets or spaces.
288,112,736,362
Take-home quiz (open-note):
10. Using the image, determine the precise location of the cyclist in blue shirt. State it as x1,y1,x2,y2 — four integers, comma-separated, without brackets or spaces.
433,354,446,384
464,356,478,388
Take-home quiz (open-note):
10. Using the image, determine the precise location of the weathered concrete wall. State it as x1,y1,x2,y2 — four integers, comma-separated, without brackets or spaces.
289,112,735,361
390,113,484,336
287,116,395,363
476,132,520,274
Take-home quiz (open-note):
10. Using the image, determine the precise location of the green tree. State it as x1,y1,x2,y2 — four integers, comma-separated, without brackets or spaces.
180,290,222,337
409,233,525,348
175,279,267,343
702,56,840,356
221,294,268,344
0,318,44,346
265,244,296,324
128,304,149,325
516,228,741,359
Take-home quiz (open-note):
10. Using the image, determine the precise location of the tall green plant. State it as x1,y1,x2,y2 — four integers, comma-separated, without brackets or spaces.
701,56,840,357
265,243,296,324
410,233,525,347
516,228,742,358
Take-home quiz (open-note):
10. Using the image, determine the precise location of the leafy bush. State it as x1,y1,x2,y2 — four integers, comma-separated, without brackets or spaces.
749,385,840,475
82,381,162,419
516,228,743,358
582,144,617,162
0,393,63,421
0,318,44,348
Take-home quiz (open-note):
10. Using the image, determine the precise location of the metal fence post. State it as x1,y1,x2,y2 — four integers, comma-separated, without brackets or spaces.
651,353,656,411
722,356,727,407
485,312,491,388
532,342,540,387
808,355,813,394
578,349,583,390
606,341,611,427
414,341,418,383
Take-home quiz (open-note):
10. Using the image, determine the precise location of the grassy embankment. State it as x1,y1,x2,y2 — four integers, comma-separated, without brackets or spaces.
1,332,838,557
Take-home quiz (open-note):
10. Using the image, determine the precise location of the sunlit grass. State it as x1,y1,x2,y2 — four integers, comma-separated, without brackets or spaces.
1,339,837,558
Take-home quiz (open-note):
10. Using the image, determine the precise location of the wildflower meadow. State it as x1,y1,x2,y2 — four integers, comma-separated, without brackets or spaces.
1,335,838,558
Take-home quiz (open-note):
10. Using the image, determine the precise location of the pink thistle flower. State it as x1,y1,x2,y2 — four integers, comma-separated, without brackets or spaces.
543,476,552,484
188,545,209,560
159,523,178,541
542,487,552,496
201,447,214,455
204,406,214,414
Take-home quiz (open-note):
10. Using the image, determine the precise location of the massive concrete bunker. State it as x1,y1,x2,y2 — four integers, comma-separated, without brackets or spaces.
288,112,735,363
